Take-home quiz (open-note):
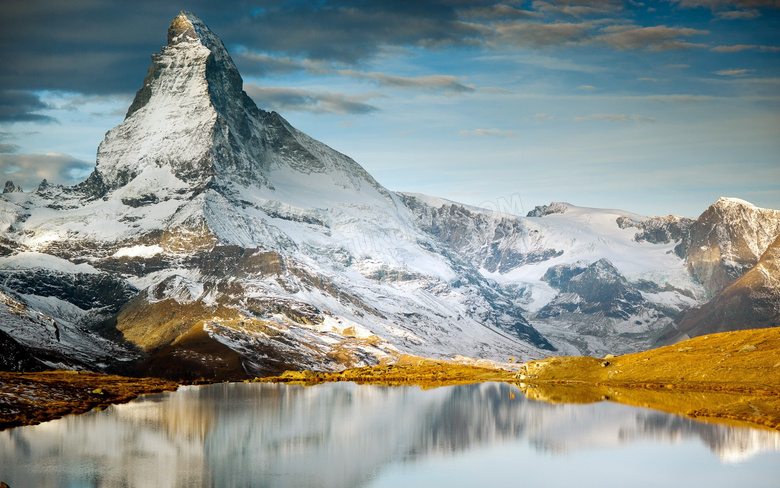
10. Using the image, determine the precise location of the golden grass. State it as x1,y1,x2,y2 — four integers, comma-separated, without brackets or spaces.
0,371,179,430
261,328,780,431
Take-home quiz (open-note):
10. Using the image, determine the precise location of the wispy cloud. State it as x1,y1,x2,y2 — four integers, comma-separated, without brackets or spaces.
715,9,761,19
597,25,709,51
574,113,656,122
647,94,714,103
714,68,755,76
236,53,331,76
495,21,593,47
532,0,625,18
457,4,542,19
711,44,780,52
459,128,518,137
244,85,381,115
337,71,475,92
492,21,710,52
668,0,776,8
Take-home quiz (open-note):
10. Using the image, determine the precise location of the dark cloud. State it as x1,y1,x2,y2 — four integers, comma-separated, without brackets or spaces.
229,1,489,63
0,90,57,124
0,152,93,190
3,0,762,102
1,2,169,95
0,1,511,98
0,144,20,153
244,84,381,114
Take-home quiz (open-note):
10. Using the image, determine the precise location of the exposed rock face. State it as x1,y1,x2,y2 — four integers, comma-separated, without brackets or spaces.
0,329,48,372
616,215,695,245
530,258,683,355
0,269,136,313
400,195,563,274
2,181,22,194
539,259,644,319
666,235,780,342
526,202,568,217
676,198,780,298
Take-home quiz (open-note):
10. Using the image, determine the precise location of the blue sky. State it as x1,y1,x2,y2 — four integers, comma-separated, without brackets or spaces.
1,1,778,217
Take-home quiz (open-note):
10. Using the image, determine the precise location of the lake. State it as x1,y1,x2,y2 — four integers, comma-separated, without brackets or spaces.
1,382,778,487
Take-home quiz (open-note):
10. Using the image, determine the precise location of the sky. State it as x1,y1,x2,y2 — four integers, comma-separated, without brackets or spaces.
0,0,778,217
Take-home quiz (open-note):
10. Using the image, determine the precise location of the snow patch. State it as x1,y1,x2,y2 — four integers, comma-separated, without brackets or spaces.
0,252,100,274
113,245,164,258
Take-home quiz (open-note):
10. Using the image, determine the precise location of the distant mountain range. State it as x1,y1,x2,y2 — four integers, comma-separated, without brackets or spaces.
1,12,777,380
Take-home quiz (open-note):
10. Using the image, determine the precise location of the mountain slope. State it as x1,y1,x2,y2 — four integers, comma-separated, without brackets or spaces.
401,195,705,355
0,12,553,378
675,197,780,298
664,235,780,342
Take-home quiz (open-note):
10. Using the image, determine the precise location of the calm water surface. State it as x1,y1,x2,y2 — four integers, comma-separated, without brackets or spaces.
1,382,779,487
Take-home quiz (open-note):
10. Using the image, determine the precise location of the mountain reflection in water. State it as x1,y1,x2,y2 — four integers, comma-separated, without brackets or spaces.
1,382,778,487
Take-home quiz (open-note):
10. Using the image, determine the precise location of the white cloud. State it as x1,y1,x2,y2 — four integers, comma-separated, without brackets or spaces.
0,152,93,190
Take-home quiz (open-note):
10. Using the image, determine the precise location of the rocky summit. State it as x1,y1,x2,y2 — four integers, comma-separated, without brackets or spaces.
0,12,778,380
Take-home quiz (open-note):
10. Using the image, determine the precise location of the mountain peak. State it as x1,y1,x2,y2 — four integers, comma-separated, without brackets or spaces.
89,11,261,194
84,11,389,207
715,197,755,209
168,12,199,45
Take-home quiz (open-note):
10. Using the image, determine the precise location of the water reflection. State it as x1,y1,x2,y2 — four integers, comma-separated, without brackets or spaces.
1,382,778,487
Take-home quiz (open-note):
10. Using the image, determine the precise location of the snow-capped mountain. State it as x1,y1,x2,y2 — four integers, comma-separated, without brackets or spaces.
400,195,710,355
673,197,780,298
0,12,777,378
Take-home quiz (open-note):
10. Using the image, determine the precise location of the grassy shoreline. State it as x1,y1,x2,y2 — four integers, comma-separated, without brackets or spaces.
0,371,180,430
2,328,779,432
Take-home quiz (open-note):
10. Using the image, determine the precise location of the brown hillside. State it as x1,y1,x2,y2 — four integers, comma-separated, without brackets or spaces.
664,235,780,343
